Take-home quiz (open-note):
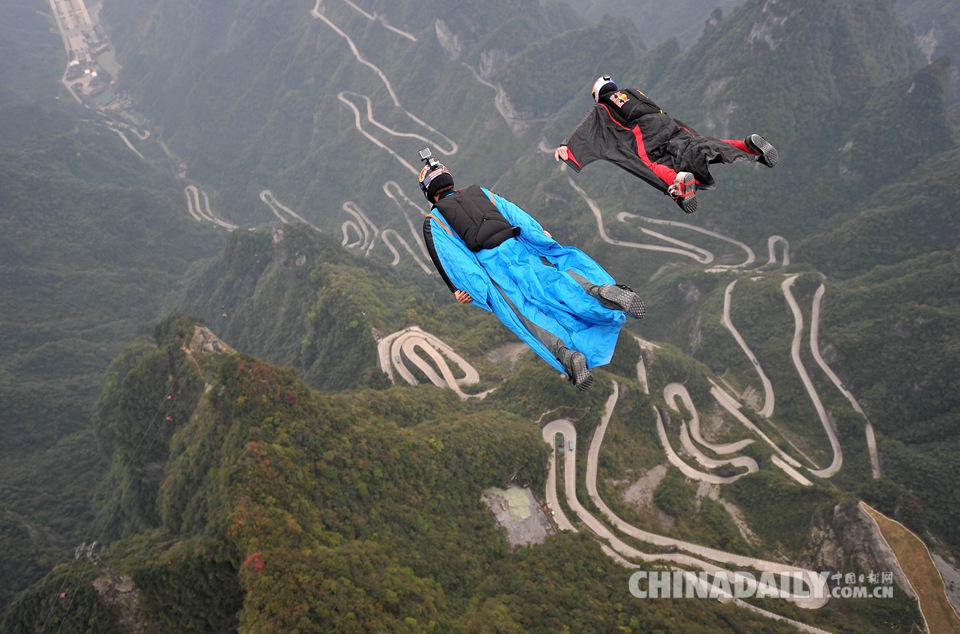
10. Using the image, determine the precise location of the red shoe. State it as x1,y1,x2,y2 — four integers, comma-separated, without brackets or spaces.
668,172,697,214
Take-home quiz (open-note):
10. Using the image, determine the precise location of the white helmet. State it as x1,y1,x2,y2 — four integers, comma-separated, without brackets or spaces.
591,75,617,103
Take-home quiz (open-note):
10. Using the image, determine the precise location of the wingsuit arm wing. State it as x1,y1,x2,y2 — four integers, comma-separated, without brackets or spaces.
483,189,549,237
558,107,611,173
421,214,492,309
484,188,620,285
422,215,457,293
560,104,672,194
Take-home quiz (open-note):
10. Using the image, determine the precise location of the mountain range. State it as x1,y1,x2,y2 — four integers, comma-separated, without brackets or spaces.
1,0,958,631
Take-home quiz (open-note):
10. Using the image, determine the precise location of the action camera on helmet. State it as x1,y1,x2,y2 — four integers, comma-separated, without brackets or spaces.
419,147,440,170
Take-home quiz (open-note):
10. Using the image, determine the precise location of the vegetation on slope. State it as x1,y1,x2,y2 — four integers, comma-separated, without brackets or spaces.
4,315,820,632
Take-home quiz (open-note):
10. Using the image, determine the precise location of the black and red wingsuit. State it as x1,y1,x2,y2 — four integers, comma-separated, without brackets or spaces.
558,87,763,193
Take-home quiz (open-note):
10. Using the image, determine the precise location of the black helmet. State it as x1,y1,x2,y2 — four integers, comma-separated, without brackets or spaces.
418,162,454,201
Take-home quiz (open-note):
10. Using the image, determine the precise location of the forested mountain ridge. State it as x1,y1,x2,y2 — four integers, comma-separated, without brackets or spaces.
0,103,225,610
1,315,922,632
1,0,959,630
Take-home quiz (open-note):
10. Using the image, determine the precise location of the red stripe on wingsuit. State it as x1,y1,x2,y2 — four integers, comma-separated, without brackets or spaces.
566,149,582,170
724,138,757,154
598,103,680,187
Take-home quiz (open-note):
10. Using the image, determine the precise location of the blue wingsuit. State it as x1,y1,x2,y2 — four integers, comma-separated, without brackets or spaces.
422,186,626,374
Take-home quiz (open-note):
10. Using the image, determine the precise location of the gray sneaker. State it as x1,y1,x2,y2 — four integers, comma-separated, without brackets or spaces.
561,349,593,392
599,284,646,319
745,134,779,168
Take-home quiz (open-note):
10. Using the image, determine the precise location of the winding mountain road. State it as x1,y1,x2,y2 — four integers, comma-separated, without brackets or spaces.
383,181,430,260
721,279,775,417
340,201,379,255
260,190,320,231
376,327,492,399
567,177,711,262
185,185,238,231
311,1,457,159
809,285,881,478
542,383,831,613
618,212,757,270
664,383,755,455
339,0,416,41
782,276,843,478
